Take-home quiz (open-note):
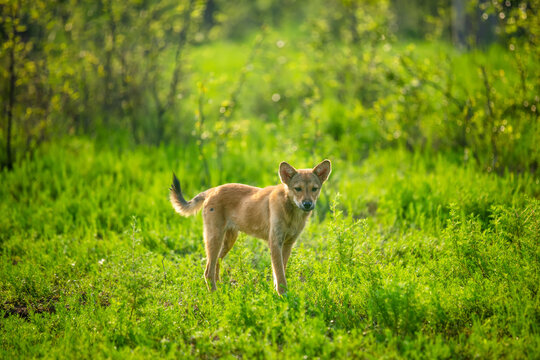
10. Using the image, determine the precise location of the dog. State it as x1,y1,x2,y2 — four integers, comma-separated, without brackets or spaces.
169,160,331,295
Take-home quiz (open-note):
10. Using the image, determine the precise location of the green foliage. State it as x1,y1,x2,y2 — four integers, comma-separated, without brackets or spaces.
0,0,539,357
1,138,539,358
1,0,538,172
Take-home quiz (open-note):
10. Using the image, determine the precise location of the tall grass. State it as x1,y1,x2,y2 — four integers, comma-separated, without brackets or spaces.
1,136,538,358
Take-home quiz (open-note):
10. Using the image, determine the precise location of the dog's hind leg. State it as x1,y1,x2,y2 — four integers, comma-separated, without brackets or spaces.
215,229,238,282
203,222,224,291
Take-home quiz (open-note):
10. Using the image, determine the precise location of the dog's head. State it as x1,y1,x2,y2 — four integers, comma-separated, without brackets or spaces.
279,160,332,212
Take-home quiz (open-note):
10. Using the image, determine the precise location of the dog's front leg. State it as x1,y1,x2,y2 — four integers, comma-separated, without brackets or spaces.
269,228,287,295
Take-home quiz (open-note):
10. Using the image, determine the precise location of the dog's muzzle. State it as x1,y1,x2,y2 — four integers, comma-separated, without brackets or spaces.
301,200,314,211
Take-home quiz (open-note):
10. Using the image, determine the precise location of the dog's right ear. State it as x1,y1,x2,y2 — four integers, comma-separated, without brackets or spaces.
279,162,297,185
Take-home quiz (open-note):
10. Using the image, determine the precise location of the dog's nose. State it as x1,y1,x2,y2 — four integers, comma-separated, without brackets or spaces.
302,201,313,210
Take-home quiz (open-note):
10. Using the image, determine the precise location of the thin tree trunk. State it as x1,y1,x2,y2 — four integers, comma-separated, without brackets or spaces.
480,66,497,171
104,0,117,117
155,0,195,143
452,0,466,49
349,2,359,45
203,0,216,30
166,0,195,110
5,9,17,170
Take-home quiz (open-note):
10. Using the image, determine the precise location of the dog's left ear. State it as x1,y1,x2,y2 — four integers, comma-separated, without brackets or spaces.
279,162,297,185
313,159,332,183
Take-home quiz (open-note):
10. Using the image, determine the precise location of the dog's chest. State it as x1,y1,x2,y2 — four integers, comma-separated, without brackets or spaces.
284,212,309,239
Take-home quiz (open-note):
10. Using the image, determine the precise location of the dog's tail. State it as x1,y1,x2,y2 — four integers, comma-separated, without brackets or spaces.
169,173,206,216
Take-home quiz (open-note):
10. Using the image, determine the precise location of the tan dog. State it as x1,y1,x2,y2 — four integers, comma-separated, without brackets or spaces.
169,160,331,295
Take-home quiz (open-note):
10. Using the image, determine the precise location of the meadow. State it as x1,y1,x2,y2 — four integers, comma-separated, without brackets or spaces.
1,3,540,358
1,135,538,358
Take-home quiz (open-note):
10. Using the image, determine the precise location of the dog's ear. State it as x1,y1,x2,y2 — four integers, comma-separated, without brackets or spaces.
279,162,297,185
313,159,331,183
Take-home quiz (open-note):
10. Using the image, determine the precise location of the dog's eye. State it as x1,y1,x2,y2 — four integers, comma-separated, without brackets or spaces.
294,187,302,192
312,187,318,192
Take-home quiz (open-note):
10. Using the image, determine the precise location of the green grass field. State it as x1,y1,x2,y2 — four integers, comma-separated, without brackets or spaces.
1,136,538,358
1,20,540,358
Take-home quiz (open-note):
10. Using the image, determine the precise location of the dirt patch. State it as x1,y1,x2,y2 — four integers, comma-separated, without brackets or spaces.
2,291,110,319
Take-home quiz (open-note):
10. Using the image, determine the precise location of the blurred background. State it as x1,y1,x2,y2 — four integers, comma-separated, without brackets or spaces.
1,0,538,176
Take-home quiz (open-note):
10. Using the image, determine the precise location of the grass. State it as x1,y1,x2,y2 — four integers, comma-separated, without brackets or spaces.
1,19,539,358
1,137,538,358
